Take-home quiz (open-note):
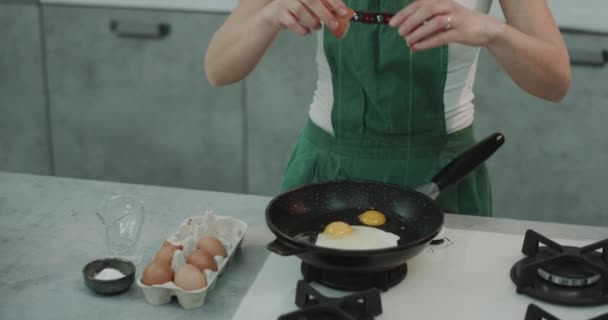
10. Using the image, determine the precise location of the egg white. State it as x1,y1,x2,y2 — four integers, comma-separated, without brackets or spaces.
315,226,400,250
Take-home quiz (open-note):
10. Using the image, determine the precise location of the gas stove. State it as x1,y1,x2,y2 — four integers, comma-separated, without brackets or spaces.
233,228,608,320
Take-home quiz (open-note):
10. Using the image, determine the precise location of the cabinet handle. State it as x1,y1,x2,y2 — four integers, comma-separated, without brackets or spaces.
560,28,607,67
109,20,170,39
569,49,607,67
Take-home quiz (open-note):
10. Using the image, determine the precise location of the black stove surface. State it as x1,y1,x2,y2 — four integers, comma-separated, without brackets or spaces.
301,262,407,292
511,229,608,306
524,304,608,320
278,280,382,320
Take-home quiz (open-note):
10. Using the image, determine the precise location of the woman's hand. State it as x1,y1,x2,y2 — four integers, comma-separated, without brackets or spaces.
261,0,351,36
389,0,505,52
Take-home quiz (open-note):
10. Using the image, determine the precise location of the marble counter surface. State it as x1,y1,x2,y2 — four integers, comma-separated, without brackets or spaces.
0,171,606,319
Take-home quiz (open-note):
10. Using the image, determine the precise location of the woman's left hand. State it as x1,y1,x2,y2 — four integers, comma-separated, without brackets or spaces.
388,0,504,52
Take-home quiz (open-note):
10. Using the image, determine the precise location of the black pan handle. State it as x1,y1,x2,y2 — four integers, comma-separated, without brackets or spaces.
267,239,306,256
431,132,505,192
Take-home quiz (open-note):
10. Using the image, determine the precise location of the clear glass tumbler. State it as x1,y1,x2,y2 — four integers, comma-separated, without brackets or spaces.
96,195,145,265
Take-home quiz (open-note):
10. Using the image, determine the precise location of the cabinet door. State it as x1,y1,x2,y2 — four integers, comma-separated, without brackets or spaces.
474,32,608,227
0,4,51,175
44,6,244,193
246,33,317,196
0,0,38,3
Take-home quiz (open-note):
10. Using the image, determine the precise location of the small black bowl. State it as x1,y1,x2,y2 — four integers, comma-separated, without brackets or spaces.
82,258,136,295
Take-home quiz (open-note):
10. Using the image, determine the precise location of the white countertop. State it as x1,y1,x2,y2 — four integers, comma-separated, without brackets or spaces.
233,229,608,320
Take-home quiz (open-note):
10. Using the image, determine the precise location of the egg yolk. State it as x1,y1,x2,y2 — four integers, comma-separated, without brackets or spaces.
323,221,353,239
359,210,386,226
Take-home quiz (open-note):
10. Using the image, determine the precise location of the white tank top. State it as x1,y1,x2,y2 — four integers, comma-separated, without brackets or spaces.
309,0,494,135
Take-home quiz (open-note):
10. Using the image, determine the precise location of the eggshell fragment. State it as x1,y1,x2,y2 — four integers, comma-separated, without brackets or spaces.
334,9,355,39
321,0,355,39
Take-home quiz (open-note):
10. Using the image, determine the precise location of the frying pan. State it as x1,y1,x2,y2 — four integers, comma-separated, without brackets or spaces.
266,132,505,273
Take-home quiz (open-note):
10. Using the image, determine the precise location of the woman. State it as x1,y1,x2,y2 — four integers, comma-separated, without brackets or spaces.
205,0,570,216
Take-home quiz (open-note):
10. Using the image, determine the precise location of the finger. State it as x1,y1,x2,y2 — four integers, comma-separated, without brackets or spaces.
406,15,451,45
388,1,422,28
410,29,458,51
319,0,350,17
398,1,449,36
280,11,311,36
290,0,322,30
398,7,432,36
301,0,339,30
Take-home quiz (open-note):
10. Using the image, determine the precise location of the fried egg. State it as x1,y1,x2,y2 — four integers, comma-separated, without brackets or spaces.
359,210,386,226
322,221,352,239
315,221,399,250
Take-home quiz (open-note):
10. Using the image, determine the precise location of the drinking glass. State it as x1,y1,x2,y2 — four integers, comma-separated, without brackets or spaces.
96,195,145,265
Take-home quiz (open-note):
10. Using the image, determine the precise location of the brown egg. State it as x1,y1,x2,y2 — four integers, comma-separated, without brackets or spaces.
141,261,174,285
187,249,217,271
154,245,178,264
196,236,227,258
174,264,207,291
163,240,184,250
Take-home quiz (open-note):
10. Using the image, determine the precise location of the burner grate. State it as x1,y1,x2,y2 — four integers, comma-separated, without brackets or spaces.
278,280,382,320
524,304,608,320
511,229,608,306
301,262,407,292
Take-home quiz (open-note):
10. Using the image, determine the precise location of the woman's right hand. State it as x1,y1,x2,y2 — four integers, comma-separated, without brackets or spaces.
261,0,350,36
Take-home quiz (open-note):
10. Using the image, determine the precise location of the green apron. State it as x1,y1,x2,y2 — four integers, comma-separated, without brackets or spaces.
280,0,492,216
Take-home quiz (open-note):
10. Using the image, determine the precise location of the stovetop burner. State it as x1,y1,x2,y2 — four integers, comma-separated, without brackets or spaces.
524,304,608,320
538,261,602,287
511,229,608,306
278,280,383,320
301,262,407,292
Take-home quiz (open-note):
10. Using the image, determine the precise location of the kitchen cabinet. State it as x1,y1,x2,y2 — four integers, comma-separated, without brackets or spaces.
43,6,244,192
474,31,608,227
0,3,51,175
246,33,317,196
0,0,38,3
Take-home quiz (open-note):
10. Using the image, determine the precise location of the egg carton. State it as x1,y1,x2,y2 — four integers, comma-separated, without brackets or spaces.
136,210,248,309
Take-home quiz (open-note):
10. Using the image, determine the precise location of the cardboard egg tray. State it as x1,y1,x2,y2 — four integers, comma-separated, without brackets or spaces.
136,210,248,309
